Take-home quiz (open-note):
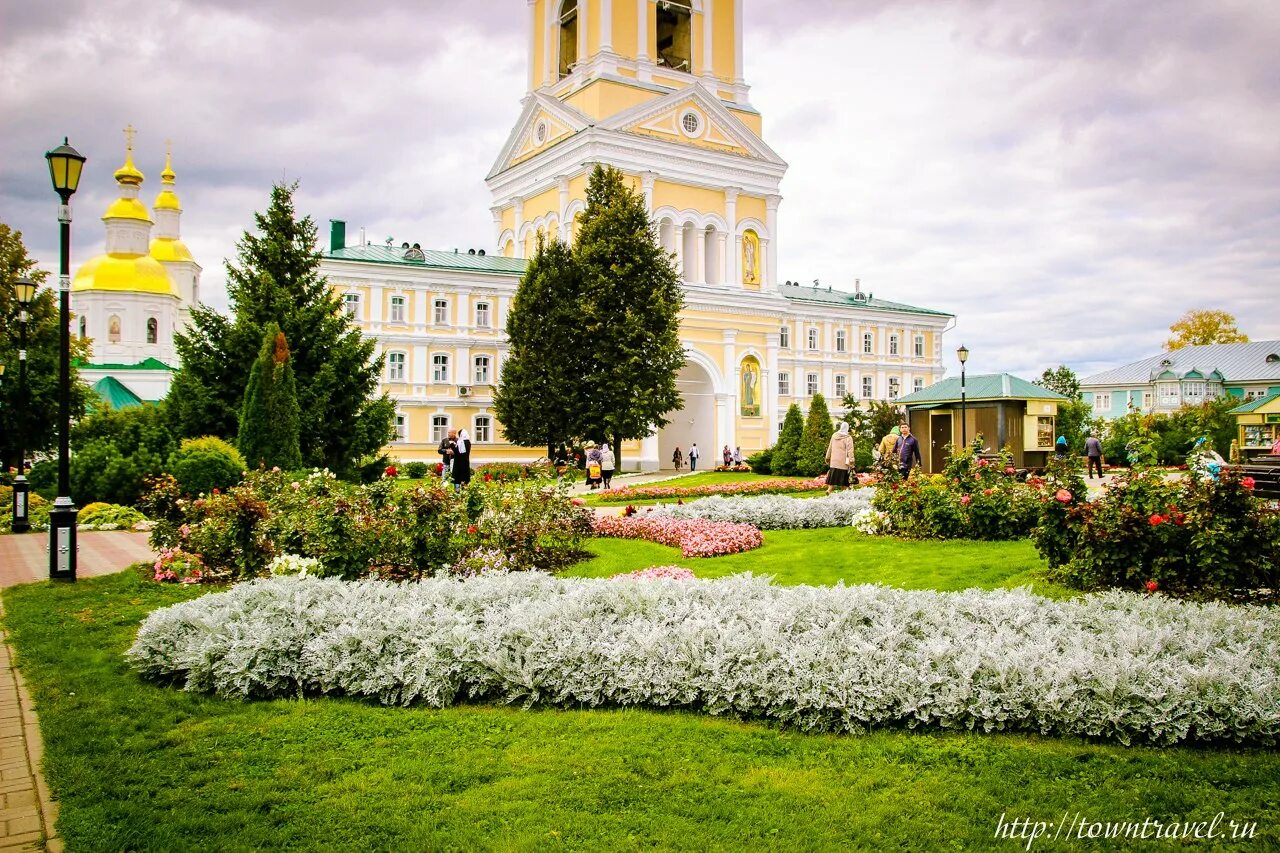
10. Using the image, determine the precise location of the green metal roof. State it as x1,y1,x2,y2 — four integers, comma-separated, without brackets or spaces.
325,244,529,275
1228,391,1280,414
77,357,174,372
897,373,1070,405
778,283,952,317
90,376,145,410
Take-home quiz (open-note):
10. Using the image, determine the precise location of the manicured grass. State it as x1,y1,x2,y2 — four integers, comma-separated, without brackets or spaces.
586,471,819,506
5,571,1279,850
567,529,1076,597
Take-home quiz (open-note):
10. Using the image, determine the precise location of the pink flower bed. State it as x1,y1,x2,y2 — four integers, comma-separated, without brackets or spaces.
593,515,763,557
598,477,825,502
612,565,697,581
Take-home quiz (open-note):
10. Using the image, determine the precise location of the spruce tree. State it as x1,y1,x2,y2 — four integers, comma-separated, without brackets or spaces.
237,324,302,470
170,183,393,475
0,223,91,469
494,235,588,458
772,403,805,476
573,165,685,469
797,393,836,476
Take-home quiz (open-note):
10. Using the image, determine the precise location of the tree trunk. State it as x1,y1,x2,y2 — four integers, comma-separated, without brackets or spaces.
613,432,623,474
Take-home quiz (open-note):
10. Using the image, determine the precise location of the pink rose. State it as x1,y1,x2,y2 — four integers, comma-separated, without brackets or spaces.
1242,477,1256,490
960,495,971,505
1054,489,1072,503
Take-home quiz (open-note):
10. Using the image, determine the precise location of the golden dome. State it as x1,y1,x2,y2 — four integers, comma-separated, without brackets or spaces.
104,197,152,222
154,148,181,211
149,237,194,263
73,253,177,296
113,149,144,186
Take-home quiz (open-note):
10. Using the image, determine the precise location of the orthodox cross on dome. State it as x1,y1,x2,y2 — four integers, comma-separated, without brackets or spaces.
124,123,137,152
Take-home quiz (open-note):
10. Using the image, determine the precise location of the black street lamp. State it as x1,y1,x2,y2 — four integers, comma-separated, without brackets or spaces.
957,344,969,452
9,276,38,533
45,138,86,582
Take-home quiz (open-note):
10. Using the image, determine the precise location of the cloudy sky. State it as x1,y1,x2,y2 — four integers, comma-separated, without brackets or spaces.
2,0,1277,380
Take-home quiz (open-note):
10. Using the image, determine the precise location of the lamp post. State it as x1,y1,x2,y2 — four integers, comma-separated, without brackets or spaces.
9,277,38,533
45,138,85,582
957,344,969,452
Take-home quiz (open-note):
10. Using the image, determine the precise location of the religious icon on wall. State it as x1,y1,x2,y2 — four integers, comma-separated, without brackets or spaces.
742,230,760,286
741,356,761,417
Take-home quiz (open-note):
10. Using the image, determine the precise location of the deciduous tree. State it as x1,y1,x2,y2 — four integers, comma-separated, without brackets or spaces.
1165,309,1248,350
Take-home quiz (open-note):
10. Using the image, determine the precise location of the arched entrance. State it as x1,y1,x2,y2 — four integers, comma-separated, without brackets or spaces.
659,359,716,469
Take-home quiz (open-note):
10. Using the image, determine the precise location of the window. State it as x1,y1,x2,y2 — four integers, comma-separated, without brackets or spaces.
862,333,873,354
432,354,450,383
914,335,924,358
835,375,847,397
862,377,873,398
78,315,87,339
389,296,406,324
779,326,789,349
431,415,450,443
889,334,899,356
1183,380,1206,400
474,415,491,443
655,0,692,72
387,352,406,381
778,422,785,436
1157,382,1179,406
475,302,491,328
914,377,925,392
146,317,158,344
836,330,846,353
474,356,491,384
558,0,578,79
778,372,790,396
1143,391,1153,409
393,414,407,443
806,373,819,396
888,377,900,400
807,328,819,350
1036,417,1054,449
433,299,449,325
343,294,360,319
1093,393,1111,412
108,315,121,343
680,110,703,137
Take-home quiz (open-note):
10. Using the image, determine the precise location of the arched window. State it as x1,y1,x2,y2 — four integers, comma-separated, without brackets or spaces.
108,315,121,343
146,317,158,344
558,0,578,79
656,0,692,72
78,315,87,339
474,356,491,384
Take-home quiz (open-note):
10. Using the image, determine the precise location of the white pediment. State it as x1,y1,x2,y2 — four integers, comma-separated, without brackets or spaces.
488,93,594,180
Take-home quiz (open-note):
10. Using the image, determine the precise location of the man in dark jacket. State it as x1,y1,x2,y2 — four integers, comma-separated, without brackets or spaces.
437,430,456,482
898,423,922,477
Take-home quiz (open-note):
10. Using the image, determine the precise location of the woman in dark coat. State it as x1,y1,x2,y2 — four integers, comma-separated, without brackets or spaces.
452,428,473,490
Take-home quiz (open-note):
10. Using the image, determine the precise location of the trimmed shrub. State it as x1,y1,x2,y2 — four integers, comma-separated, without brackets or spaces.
796,394,835,477
771,404,804,476
745,447,772,474
167,436,246,498
403,461,430,479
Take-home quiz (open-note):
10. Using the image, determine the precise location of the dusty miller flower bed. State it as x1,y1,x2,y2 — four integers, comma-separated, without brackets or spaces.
648,489,875,530
128,575,1280,746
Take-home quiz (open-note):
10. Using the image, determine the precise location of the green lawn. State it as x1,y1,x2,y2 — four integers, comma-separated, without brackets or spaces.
587,471,819,505
568,530,1075,598
4,560,1276,849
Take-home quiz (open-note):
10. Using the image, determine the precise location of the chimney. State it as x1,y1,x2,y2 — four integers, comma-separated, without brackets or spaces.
329,220,346,253
854,278,861,295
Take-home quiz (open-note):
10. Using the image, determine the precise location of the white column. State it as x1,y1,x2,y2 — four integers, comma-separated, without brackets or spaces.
641,171,656,210
692,229,706,285
674,225,685,279
413,286,428,329
722,330,738,450
637,0,651,81
557,176,570,241
766,333,780,438
600,0,613,51
725,187,740,284
765,194,781,288
413,346,428,394
715,232,728,285
578,0,589,66
513,198,525,256
701,0,714,77
456,290,471,335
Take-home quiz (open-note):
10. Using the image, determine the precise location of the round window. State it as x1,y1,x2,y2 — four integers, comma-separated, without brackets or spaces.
534,121,548,144
680,111,702,137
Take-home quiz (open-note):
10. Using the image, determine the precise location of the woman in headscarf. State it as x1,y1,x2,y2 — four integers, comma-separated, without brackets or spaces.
825,422,855,493
452,428,473,491
1054,434,1068,459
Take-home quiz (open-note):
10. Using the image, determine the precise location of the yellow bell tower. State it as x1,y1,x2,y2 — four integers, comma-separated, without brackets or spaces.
489,0,785,292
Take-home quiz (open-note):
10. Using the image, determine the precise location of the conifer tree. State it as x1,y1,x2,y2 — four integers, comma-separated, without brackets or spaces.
169,183,393,475
771,403,805,476
494,235,588,458
797,393,836,476
573,165,685,468
237,324,302,470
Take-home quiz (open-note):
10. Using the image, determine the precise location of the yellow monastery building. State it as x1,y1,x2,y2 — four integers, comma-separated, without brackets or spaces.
321,0,953,470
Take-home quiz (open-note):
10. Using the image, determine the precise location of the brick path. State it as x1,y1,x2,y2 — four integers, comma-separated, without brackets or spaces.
0,531,155,851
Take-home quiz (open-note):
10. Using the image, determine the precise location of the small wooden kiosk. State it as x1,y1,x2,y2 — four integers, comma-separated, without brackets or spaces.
896,374,1069,473
1228,391,1280,459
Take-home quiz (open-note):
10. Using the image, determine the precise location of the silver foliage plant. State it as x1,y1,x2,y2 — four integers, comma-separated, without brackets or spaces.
649,488,876,530
127,574,1280,746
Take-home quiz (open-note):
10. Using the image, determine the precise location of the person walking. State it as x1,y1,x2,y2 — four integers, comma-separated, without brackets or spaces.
437,429,456,483
824,422,855,493
452,428,472,492
898,423,922,478
722,445,732,467
585,442,603,490
600,442,616,490
689,443,700,471
877,426,900,473
1085,433,1104,479
672,447,683,470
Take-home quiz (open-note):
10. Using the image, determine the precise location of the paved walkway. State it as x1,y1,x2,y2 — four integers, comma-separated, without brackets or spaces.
0,531,156,851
